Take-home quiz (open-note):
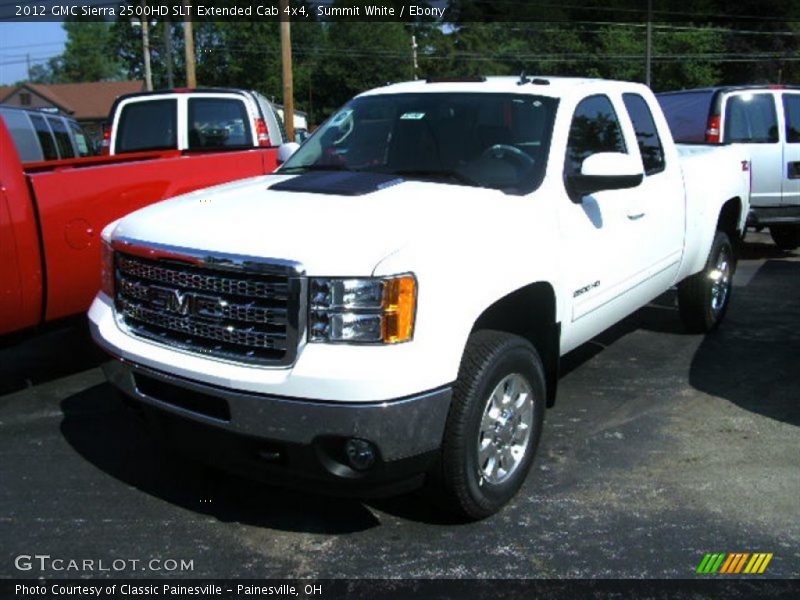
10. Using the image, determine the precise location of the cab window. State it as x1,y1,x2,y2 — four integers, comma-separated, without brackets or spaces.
565,95,626,176
47,116,75,159
187,98,252,149
622,93,665,176
28,114,59,160
783,94,800,143
116,99,177,153
69,121,92,156
724,94,778,143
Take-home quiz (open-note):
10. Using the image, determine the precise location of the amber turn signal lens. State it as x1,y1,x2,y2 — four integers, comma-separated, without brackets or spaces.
382,275,416,343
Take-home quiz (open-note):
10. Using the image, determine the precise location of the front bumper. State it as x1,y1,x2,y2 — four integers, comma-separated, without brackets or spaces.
103,359,452,495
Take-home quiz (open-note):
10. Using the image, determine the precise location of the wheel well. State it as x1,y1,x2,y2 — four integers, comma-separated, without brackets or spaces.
471,282,560,407
717,197,742,240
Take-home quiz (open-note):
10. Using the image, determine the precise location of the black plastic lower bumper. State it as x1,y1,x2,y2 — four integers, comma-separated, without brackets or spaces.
747,206,800,226
103,359,452,496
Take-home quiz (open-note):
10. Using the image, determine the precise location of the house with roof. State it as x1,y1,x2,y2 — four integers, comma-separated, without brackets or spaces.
0,80,144,143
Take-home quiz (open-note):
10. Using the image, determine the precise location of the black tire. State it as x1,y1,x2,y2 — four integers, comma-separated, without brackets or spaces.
437,330,546,520
769,225,800,251
678,230,735,333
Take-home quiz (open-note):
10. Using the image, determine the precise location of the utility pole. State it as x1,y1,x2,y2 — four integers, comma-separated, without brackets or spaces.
141,2,153,91
183,0,196,88
279,0,295,142
163,17,174,88
411,34,419,80
645,0,653,87
26,53,31,80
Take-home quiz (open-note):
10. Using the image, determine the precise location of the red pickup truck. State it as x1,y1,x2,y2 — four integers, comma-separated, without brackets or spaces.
0,118,278,335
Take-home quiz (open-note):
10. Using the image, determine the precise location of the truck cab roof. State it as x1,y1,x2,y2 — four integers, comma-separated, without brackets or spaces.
358,76,648,99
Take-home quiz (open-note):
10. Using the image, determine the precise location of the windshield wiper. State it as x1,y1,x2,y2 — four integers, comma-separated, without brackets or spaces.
279,164,355,174
386,169,480,187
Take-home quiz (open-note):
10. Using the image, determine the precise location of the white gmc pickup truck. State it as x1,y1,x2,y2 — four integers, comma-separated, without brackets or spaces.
90,77,750,519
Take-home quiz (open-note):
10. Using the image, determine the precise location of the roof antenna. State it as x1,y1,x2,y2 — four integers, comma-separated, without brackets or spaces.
517,72,531,86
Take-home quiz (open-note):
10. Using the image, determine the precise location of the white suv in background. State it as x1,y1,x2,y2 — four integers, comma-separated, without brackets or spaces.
658,85,800,250
103,88,289,155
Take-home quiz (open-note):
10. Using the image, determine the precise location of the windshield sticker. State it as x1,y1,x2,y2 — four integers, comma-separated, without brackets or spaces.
400,112,426,120
330,109,354,126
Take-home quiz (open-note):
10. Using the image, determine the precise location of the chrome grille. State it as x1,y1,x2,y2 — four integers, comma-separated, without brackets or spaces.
117,255,289,300
114,250,302,365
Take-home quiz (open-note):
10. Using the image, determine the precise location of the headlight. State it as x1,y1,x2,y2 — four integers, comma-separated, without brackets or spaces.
309,275,416,344
100,241,115,297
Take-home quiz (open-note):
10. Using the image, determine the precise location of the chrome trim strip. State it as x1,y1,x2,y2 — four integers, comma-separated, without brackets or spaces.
111,236,306,276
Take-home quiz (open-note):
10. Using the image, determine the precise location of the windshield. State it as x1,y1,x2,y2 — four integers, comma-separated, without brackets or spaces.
280,93,558,194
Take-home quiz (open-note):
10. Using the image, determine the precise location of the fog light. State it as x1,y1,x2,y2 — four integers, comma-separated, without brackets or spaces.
345,438,376,471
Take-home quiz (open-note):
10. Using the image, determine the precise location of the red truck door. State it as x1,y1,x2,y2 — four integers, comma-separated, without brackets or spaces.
0,121,44,334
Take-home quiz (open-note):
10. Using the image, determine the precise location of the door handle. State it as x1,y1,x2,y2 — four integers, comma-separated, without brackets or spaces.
788,162,800,179
627,212,645,220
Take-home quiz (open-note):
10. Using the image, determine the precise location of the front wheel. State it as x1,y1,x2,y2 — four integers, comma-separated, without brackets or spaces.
437,330,545,520
677,230,735,333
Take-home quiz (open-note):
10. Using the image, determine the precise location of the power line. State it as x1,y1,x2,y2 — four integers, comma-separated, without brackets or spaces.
0,41,65,51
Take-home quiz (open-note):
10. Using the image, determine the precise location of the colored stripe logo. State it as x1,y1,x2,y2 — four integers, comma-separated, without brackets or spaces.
697,552,773,574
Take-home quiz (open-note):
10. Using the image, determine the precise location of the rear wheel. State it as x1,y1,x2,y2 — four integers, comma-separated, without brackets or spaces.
769,225,800,251
678,230,735,333
437,330,545,520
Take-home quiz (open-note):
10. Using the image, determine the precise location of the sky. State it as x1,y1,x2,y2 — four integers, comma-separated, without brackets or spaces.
0,22,67,85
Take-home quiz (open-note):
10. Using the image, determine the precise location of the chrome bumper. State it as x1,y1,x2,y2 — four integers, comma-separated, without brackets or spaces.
102,358,452,462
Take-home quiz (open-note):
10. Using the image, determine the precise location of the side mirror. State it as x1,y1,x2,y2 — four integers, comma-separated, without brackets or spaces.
567,152,643,201
276,142,300,166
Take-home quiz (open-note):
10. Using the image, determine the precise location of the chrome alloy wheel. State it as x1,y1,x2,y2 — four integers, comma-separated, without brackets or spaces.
477,373,534,485
708,245,732,315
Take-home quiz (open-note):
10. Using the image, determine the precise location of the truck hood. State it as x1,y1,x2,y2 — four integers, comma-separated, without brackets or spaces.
111,173,516,275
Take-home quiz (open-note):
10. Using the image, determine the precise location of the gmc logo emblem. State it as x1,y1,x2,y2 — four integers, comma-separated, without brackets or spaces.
147,286,225,320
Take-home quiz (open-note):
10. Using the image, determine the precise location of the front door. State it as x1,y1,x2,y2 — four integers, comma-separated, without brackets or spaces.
557,94,643,351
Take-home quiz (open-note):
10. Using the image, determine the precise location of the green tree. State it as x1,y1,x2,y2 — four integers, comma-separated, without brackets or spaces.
595,24,722,90
314,20,412,117
53,20,123,82
110,18,184,89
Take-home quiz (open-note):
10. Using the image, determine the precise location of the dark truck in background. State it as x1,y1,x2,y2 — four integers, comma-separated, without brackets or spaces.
0,116,280,336
657,85,800,250
0,105,96,162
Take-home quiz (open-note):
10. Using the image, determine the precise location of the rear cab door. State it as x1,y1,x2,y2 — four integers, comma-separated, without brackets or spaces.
780,91,800,206
721,90,782,207
618,90,685,290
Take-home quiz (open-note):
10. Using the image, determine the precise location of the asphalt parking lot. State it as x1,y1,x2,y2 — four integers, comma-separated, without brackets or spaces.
1,232,798,579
